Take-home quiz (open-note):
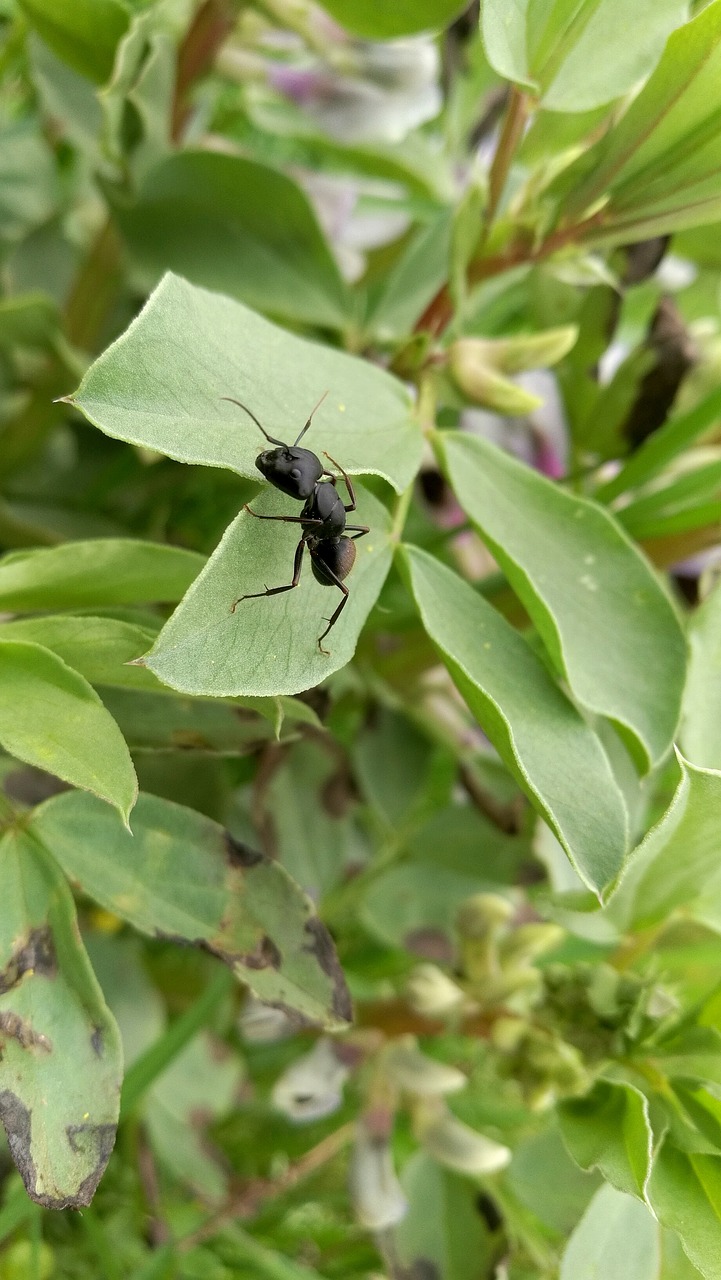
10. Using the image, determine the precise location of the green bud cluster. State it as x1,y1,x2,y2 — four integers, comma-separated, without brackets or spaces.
539,962,654,1063
455,893,564,1011
490,1016,592,1110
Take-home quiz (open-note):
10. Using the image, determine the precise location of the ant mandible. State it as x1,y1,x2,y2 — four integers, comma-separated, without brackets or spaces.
222,392,369,655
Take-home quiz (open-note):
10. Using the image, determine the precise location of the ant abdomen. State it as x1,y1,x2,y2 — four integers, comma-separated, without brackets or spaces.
310,537,357,586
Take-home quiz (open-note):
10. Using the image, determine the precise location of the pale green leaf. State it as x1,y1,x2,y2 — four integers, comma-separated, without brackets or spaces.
438,431,686,771
72,273,421,492
0,539,205,612
560,1184,660,1280
607,756,721,932
31,790,352,1029
481,0,687,111
0,640,137,822
683,579,721,769
146,484,392,698
112,152,352,329
400,545,628,895
0,826,122,1207
560,0,721,242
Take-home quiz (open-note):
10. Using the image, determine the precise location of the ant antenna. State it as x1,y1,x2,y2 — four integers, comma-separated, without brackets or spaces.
293,390,329,447
221,397,287,448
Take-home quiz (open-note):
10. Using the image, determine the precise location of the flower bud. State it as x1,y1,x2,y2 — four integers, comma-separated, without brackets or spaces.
384,1035,466,1096
239,995,293,1044
456,894,513,939
449,346,543,415
491,1016,528,1052
500,923,565,968
349,1117,408,1230
271,1037,350,1123
479,327,578,374
414,1101,511,1175
405,964,465,1017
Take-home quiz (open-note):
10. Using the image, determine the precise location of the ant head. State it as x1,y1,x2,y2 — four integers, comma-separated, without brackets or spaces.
256,446,323,500
222,393,329,499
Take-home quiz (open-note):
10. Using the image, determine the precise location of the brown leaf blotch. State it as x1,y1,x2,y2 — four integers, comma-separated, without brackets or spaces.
243,934,282,971
0,925,58,995
0,1011,52,1053
303,918,352,1024
224,832,264,869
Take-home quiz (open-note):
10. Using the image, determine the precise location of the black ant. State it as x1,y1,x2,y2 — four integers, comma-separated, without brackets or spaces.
222,393,369,655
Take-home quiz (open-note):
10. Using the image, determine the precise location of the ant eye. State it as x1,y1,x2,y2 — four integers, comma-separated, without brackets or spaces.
290,467,301,479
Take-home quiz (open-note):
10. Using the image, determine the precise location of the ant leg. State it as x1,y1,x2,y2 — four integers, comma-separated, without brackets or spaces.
345,524,369,540
231,538,306,613
322,452,356,511
309,550,349,655
245,505,324,526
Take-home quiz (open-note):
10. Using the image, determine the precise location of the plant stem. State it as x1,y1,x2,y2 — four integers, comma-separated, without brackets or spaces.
172,0,239,141
486,87,530,232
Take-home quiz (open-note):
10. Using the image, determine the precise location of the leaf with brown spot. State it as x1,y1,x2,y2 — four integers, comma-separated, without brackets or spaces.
30,790,351,1029
0,827,122,1208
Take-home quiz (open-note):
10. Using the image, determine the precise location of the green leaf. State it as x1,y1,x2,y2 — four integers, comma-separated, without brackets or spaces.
72,273,420,493
649,1027,721,1092
595,386,721,503
0,121,57,246
362,863,495,952
17,0,130,83
616,459,721,540
395,1152,498,1280
559,1080,653,1198
96,687,280,753
481,0,686,111
683,579,721,770
607,756,721,931
112,152,352,329
31,790,352,1029
559,1184,660,1280
315,0,470,38
266,741,359,898
364,211,453,341
0,539,205,611
145,1032,242,1203
0,826,122,1207
400,545,628,895
0,293,61,350
560,0,721,243
0,616,159,691
438,431,686,771
145,484,392,698
647,1137,721,1280
0,641,137,822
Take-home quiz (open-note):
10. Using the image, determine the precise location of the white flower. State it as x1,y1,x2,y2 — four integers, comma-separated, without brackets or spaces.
349,1117,408,1230
271,1037,350,1122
